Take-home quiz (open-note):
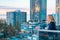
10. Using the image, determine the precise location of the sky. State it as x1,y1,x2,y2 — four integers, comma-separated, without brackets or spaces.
0,0,56,21
47,0,56,15
0,0,30,8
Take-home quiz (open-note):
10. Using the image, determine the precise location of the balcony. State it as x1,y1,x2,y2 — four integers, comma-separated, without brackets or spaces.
33,29,60,40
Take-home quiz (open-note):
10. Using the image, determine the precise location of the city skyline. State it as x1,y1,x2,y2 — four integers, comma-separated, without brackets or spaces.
0,0,56,21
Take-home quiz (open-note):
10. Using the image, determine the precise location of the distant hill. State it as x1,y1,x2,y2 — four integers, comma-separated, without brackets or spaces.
0,14,6,16
0,6,19,9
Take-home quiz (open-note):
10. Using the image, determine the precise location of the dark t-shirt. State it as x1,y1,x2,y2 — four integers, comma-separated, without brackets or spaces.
48,22,56,30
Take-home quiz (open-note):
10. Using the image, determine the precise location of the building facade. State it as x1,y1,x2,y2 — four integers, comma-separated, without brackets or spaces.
30,0,47,22
52,13,59,25
56,0,60,25
7,10,27,26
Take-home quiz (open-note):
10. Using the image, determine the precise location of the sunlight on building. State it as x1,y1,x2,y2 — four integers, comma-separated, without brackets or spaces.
35,5,40,13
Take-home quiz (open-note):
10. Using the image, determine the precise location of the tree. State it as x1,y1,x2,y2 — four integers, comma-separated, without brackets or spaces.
28,20,33,22
15,22,21,34
8,23,15,37
3,22,8,38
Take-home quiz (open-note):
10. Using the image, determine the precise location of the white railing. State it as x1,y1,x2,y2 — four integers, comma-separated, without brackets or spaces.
38,29,60,33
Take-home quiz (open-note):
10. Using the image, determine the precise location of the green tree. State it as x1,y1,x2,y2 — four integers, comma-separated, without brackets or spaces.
28,20,33,22
8,23,15,37
15,22,21,32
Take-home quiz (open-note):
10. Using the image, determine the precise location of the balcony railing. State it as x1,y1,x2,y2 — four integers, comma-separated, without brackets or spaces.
33,29,60,40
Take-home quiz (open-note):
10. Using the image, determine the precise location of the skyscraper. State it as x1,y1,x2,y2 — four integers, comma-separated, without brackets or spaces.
52,13,59,25
7,10,27,26
30,0,47,22
56,0,60,25
20,12,27,24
